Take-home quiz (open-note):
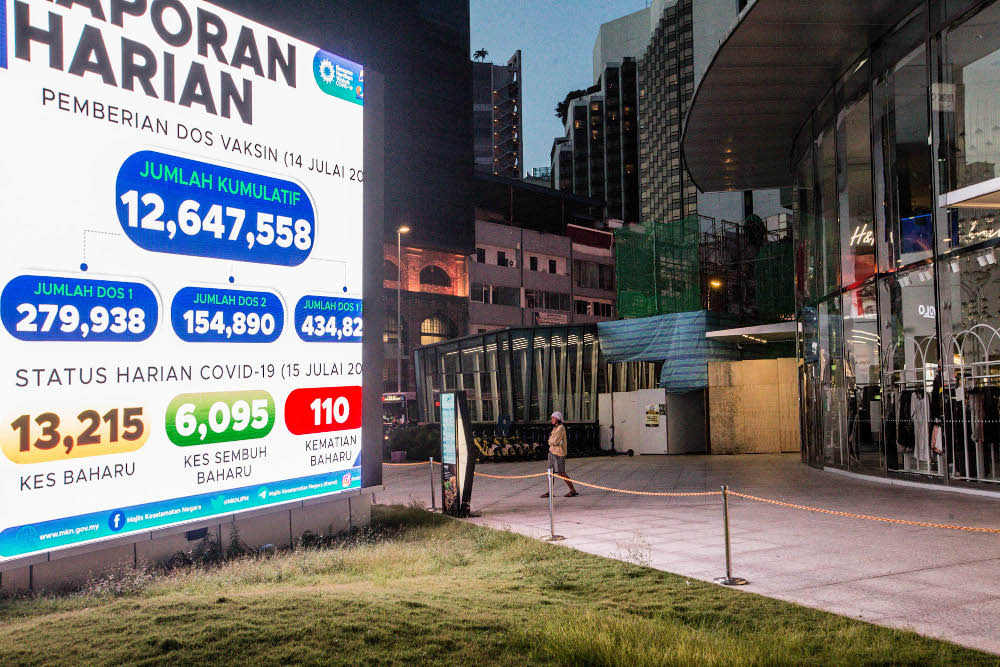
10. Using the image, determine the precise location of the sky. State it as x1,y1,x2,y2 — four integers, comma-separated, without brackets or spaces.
470,0,649,176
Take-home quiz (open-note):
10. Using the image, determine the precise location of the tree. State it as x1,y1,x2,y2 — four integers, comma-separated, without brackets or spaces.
473,49,489,62
554,85,600,121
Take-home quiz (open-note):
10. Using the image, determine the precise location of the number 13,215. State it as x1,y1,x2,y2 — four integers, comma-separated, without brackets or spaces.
10,408,144,455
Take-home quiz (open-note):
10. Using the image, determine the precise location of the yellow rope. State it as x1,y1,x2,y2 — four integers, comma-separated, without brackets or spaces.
728,491,1000,534
475,471,549,480
552,474,721,497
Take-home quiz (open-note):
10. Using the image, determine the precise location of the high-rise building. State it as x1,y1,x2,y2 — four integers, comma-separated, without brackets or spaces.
551,9,648,223
552,61,641,223
550,1,791,231
639,0,698,223
473,51,523,178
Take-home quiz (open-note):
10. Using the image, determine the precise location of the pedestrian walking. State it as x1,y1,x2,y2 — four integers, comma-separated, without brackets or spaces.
541,411,578,497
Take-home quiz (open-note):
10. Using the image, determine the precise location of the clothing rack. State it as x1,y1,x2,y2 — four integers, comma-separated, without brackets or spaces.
882,337,941,475
944,324,1000,483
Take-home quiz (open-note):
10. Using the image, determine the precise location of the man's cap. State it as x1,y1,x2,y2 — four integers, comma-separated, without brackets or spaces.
551,411,563,421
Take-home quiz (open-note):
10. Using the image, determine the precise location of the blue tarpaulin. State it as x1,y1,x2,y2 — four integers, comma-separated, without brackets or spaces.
596,311,740,393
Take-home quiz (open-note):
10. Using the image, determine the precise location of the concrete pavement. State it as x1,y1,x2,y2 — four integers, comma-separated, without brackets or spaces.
379,454,1000,655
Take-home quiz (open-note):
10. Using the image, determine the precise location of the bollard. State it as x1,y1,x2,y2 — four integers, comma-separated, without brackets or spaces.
429,457,436,511
545,468,565,541
714,485,748,586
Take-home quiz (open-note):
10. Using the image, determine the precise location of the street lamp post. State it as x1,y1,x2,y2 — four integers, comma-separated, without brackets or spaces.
708,279,722,311
396,226,410,393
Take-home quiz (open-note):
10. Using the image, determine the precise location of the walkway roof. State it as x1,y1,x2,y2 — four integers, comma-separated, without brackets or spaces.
682,0,920,192
704,321,796,344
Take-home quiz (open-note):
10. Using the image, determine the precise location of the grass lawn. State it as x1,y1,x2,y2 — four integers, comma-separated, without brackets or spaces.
0,506,993,666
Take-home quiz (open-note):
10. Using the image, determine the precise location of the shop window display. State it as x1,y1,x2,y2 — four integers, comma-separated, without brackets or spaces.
819,298,848,467
782,0,1000,488
933,1,1000,484
879,266,942,476
939,251,1000,482
843,284,882,473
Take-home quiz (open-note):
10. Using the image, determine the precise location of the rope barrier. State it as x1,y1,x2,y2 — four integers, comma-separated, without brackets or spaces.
386,460,1000,534
475,471,549,480
552,474,722,497
385,459,546,479
727,491,1000,534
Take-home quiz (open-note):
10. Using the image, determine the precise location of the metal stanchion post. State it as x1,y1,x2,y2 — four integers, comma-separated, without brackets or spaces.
545,468,564,541
714,484,748,585
429,457,436,511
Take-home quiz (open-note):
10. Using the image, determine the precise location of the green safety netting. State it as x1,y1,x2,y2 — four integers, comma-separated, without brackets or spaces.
614,217,700,318
753,238,794,323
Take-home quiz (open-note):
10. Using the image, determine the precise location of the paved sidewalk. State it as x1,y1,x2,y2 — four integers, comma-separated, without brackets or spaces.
379,454,1000,655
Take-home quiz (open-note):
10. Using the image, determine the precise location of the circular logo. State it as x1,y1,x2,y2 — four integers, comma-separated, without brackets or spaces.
108,510,126,532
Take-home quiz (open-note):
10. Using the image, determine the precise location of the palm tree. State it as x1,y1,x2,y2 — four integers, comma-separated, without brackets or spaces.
473,49,489,62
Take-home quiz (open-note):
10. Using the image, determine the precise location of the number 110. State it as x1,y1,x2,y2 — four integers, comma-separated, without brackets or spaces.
309,396,350,427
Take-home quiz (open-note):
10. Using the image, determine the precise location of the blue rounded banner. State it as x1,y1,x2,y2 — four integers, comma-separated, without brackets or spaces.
1,275,158,342
294,295,362,342
116,151,316,266
171,286,284,343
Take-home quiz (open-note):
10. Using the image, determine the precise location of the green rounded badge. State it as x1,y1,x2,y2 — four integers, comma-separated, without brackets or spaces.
165,391,275,447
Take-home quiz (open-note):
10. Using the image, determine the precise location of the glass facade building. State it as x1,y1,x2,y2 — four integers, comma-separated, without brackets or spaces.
788,1,1000,487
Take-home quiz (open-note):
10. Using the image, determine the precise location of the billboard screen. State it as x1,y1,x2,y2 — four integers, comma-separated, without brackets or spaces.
0,0,365,560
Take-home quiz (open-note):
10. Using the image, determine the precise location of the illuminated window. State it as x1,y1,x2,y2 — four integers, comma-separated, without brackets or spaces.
383,316,406,345
420,317,450,345
419,265,451,287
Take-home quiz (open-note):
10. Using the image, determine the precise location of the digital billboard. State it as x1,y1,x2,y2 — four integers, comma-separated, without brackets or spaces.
0,0,365,560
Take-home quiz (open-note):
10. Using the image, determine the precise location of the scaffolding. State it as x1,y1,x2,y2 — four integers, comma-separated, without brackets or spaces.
754,237,795,322
615,213,794,323
615,216,701,318
699,217,745,316
700,213,794,323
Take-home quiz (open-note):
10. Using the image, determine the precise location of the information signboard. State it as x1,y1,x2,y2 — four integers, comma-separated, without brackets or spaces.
440,391,474,516
0,0,365,560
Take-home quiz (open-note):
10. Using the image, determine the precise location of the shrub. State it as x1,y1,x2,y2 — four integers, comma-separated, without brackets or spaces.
388,425,440,461
80,563,154,597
